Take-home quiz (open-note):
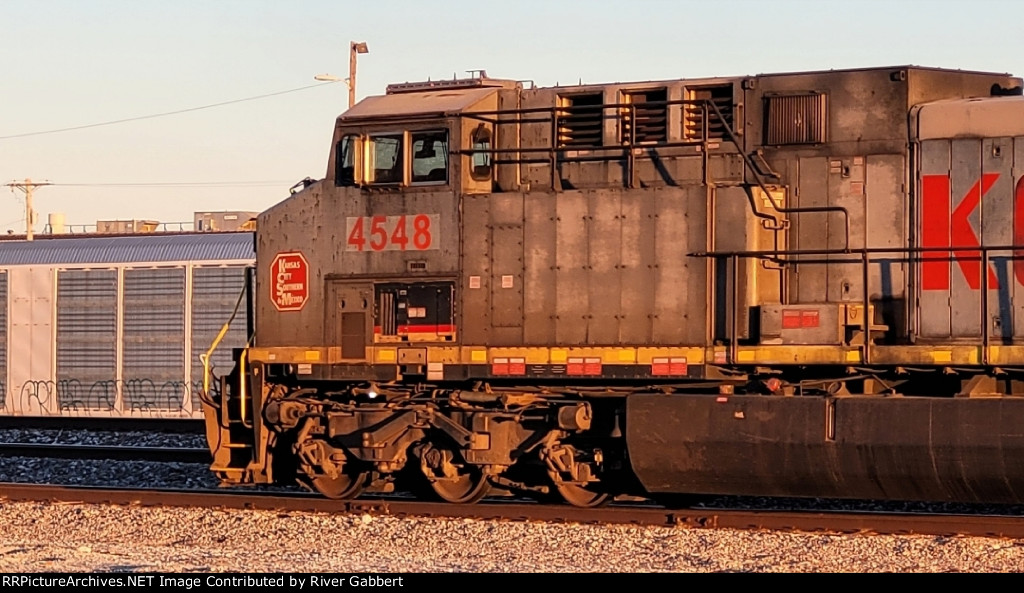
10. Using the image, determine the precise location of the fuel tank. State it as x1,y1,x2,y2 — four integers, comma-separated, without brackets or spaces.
627,394,1024,503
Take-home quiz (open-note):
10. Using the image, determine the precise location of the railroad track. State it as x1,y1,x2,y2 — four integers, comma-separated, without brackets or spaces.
0,443,210,463
0,416,204,433
2,482,1023,539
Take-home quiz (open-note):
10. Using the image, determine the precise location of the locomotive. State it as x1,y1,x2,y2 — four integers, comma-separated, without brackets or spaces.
203,65,1024,506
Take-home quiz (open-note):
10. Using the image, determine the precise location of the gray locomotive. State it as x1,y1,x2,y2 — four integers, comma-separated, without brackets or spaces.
204,65,1024,505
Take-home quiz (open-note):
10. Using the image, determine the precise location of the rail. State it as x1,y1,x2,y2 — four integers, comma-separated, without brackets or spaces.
692,244,1024,366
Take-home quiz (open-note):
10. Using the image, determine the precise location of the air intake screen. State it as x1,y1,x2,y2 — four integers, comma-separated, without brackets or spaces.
621,88,668,144
685,85,733,140
557,93,604,147
765,93,827,145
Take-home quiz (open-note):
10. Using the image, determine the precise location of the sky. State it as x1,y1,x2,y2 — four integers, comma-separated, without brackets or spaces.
2,0,1023,233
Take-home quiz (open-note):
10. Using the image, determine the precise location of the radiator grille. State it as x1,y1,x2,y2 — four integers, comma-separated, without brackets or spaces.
765,93,827,145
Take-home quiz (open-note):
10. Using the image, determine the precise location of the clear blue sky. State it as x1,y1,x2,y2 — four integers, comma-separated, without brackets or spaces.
1,0,1021,232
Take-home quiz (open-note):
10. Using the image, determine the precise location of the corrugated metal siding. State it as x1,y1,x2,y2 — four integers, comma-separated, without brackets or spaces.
0,232,253,266
56,269,118,411
0,273,7,409
123,267,186,411
190,266,248,409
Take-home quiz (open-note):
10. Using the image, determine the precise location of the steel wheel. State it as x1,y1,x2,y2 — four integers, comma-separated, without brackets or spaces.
431,469,490,504
302,470,367,500
420,445,490,504
555,482,610,508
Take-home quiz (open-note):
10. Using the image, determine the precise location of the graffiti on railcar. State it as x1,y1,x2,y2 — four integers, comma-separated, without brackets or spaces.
12,377,203,417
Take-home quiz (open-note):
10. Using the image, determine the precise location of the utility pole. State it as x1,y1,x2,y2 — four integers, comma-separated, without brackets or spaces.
5,178,50,241
349,41,369,108
314,41,369,109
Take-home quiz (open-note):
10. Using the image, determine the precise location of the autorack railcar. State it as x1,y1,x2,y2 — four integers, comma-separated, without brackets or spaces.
0,231,253,420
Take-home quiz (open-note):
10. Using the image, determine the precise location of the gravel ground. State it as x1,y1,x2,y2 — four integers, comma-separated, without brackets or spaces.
1,501,1023,572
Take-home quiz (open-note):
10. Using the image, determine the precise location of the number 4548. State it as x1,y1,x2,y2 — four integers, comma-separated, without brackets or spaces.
345,214,437,252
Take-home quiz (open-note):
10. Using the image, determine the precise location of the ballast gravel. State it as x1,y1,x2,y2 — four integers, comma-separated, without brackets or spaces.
0,501,1023,573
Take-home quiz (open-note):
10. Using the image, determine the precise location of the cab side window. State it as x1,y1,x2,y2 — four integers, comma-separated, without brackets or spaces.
411,130,449,184
335,134,358,186
368,134,404,184
470,125,492,181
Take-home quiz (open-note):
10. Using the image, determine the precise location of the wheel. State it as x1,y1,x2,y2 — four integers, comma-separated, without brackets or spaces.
301,470,368,500
420,445,490,504
555,482,610,508
542,442,610,507
430,468,490,504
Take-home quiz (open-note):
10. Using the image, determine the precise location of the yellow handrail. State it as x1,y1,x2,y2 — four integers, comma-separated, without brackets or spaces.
201,281,248,400
238,348,250,428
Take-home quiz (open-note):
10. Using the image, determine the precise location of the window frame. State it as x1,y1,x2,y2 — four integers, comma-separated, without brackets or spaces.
365,132,406,186
334,134,361,187
469,124,493,182
335,127,453,188
409,129,450,186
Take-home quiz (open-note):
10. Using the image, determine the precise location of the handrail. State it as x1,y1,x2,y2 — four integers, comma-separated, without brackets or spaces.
455,97,851,250
200,282,247,404
692,244,1024,257
704,100,850,250
694,243,1024,366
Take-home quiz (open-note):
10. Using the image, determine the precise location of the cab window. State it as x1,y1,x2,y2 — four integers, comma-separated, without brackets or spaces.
470,125,492,181
368,134,404,184
411,130,449,184
335,134,358,186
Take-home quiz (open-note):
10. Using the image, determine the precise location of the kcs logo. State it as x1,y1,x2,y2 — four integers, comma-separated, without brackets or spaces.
921,173,1024,291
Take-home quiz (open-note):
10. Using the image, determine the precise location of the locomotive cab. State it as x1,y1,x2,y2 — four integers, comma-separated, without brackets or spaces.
310,77,514,371
328,77,508,196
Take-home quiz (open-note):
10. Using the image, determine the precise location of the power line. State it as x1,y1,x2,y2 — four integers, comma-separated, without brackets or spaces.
0,81,340,140
54,180,295,188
